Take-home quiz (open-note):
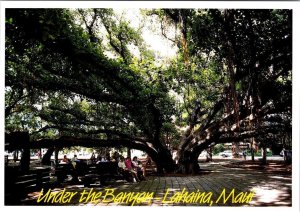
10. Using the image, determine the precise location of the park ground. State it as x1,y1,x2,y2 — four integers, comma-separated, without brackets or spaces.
18,158,291,207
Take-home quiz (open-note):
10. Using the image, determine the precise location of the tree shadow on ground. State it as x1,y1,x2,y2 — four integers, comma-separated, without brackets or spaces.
16,160,292,206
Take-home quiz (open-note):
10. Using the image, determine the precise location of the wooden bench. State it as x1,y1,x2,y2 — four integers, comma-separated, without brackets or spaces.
81,161,131,187
54,163,74,183
54,161,137,187
54,161,88,183
5,166,51,205
140,158,157,176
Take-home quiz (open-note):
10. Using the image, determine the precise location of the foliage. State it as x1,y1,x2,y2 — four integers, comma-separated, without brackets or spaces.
213,144,225,155
5,8,292,172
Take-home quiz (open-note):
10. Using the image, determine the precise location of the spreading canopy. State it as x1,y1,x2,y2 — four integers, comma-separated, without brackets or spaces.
5,8,292,173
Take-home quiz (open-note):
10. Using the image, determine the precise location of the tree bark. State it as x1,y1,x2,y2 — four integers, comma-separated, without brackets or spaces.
127,147,131,159
20,149,30,171
55,148,59,165
232,141,240,158
19,133,30,171
41,147,55,165
251,149,255,161
251,138,255,161
177,150,200,174
261,146,267,165
156,150,176,174
13,151,19,162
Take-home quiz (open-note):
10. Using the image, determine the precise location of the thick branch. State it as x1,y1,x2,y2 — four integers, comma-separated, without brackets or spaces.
31,125,148,143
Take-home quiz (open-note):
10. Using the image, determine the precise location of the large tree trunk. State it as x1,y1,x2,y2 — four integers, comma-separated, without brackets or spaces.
251,148,255,161
232,141,240,158
13,150,19,162
177,150,200,174
127,147,131,159
188,152,200,174
19,132,30,171
155,150,176,174
41,147,55,165
261,146,267,165
20,148,30,171
251,138,255,161
54,148,59,165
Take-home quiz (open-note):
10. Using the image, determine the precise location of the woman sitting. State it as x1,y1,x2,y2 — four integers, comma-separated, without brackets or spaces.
124,157,140,182
132,156,146,180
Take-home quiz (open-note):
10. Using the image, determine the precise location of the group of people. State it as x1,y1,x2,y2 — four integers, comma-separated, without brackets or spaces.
90,152,147,182
91,153,147,182
61,152,147,182
118,156,146,182
61,154,80,168
90,152,112,164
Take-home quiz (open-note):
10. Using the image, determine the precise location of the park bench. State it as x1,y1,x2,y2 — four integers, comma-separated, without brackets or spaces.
54,163,74,183
54,161,140,187
54,161,88,183
5,166,50,205
81,161,131,187
139,158,157,176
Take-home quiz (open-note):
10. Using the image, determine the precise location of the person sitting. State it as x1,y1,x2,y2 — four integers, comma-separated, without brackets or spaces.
146,155,152,166
112,151,120,162
61,155,70,163
132,156,146,180
117,156,131,182
242,150,247,160
118,157,126,170
101,156,108,162
125,157,139,182
138,161,146,178
73,154,80,162
90,152,96,164
71,154,80,168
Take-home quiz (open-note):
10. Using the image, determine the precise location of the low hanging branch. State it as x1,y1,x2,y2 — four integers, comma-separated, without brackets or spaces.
30,125,148,143
30,136,145,149
5,134,159,161
187,96,290,154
